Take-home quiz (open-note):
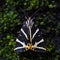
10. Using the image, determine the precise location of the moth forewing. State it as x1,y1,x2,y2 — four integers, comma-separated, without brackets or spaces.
32,39,46,50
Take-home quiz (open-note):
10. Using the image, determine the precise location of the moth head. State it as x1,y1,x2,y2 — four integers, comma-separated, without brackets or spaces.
25,16,34,28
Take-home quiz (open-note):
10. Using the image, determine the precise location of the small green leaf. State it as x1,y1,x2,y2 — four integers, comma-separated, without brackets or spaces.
7,35,10,39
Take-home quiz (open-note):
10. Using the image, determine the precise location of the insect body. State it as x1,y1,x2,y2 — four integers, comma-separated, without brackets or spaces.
14,17,46,52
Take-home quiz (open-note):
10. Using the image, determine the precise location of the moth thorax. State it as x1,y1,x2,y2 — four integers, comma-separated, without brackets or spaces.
25,43,34,51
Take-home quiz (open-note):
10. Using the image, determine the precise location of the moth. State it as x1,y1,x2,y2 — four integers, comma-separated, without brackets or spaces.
14,9,46,52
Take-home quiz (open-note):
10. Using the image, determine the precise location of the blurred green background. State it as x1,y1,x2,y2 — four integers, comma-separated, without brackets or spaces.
0,0,60,60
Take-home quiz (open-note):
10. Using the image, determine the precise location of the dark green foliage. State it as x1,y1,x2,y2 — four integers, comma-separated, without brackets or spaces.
0,0,60,60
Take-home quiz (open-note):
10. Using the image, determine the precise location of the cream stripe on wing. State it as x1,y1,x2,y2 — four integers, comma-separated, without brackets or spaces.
36,47,46,50
21,28,28,40
32,28,39,39
16,38,25,46
14,39,26,50
14,47,24,50
34,39,44,46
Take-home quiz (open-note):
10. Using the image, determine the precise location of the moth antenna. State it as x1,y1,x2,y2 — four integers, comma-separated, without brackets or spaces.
30,8,41,19
19,7,28,19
